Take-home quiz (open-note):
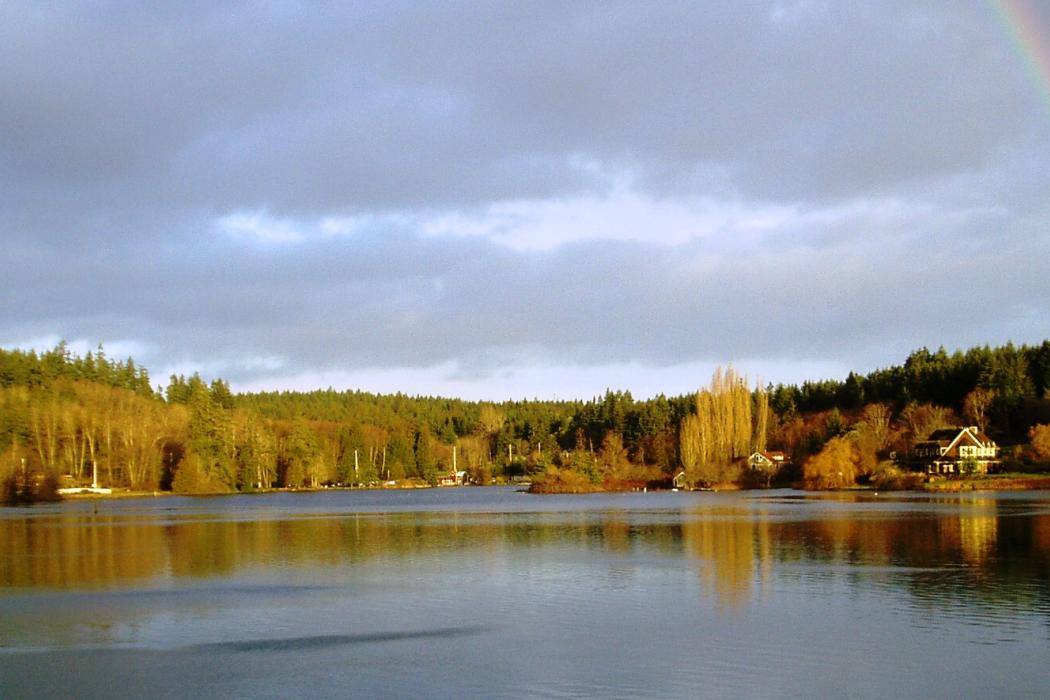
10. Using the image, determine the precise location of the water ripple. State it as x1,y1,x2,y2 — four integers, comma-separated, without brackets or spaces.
190,626,491,653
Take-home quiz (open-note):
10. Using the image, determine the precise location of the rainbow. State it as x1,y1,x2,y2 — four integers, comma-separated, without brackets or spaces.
993,0,1050,107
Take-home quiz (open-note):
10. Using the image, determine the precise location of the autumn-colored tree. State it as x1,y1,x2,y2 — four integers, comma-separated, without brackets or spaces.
171,453,223,494
118,394,165,489
844,404,892,481
679,413,701,477
282,419,327,487
59,400,88,481
899,403,954,443
753,386,769,453
856,403,892,452
963,387,994,431
803,436,859,490
1030,424,1050,461
477,403,505,461
679,367,756,484
598,431,630,475
455,434,489,470
29,391,71,482
771,414,807,461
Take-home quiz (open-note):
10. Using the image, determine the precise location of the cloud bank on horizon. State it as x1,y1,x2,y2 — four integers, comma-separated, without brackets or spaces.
2,1,1048,400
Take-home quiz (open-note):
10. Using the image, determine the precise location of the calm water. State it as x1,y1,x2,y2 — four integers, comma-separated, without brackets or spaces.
2,487,1050,699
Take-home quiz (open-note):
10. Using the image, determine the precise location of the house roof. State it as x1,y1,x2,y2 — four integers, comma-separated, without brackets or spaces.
920,426,996,449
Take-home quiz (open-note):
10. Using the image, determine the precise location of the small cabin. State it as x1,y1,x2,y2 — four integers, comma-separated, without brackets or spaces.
747,451,786,471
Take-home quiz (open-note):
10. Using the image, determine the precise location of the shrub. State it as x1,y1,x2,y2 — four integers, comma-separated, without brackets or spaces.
802,436,859,489
871,463,925,491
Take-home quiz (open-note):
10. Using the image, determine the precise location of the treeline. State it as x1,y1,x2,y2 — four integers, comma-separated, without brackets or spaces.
0,343,154,397
763,343,1050,490
769,343,1050,441
2,340,1050,499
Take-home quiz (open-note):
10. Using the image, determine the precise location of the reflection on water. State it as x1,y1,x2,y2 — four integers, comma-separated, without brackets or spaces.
956,495,998,566
3,490,1050,615
682,510,769,609
2,488,1050,698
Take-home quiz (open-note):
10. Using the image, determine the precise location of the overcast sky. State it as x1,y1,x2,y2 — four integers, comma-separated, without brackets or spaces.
3,1,1049,400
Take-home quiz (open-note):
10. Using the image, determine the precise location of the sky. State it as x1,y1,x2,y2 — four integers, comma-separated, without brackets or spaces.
2,1,1049,400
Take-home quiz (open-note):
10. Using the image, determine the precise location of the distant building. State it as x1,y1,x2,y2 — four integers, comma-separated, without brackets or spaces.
747,451,787,471
672,471,689,490
437,470,468,487
746,451,788,487
911,426,1000,476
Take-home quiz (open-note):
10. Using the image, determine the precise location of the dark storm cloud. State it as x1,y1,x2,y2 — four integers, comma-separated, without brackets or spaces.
3,1,1039,214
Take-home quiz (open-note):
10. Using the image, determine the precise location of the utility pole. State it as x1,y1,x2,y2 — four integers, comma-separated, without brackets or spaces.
353,448,359,486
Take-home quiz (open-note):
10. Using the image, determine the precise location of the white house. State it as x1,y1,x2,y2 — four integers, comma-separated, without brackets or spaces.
912,426,999,475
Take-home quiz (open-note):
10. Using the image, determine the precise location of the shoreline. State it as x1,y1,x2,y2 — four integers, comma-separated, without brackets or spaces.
528,473,1050,495
52,483,484,501
16,474,1050,504
918,475,1050,492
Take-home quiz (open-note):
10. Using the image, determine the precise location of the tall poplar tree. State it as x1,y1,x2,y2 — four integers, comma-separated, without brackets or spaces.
680,367,759,484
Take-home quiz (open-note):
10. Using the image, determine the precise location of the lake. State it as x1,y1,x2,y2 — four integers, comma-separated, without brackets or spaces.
2,487,1049,698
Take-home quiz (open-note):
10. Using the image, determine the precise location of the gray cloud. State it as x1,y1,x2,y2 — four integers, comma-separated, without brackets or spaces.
4,204,1048,387
1,1,1047,394
3,1,1041,213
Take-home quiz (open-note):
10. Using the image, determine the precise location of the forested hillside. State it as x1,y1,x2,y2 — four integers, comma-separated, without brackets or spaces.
2,340,1050,500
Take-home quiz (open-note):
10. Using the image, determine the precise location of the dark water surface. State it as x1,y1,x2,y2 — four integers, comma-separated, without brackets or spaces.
2,487,1049,698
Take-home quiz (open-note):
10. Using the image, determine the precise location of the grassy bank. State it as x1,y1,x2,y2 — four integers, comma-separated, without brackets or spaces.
921,473,1050,492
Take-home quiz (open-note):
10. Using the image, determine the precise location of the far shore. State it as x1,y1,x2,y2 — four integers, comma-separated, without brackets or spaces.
53,482,493,500
527,472,1050,495
917,475,1050,492
27,473,1050,503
